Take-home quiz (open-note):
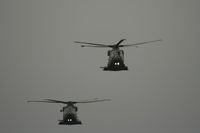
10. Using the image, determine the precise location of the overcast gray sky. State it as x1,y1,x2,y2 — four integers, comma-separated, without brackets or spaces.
1,0,200,133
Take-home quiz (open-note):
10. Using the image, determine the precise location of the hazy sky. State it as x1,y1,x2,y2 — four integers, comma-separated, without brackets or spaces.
1,0,200,133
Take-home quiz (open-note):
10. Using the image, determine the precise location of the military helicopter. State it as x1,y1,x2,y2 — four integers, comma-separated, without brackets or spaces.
27,98,110,125
75,39,162,71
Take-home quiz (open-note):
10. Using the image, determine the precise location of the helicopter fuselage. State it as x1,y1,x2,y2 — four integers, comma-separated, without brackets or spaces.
28,98,110,126
75,39,162,71
59,105,82,125
103,48,128,71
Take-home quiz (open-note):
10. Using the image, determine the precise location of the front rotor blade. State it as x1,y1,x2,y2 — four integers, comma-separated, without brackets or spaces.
75,41,108,47
120,39,162,47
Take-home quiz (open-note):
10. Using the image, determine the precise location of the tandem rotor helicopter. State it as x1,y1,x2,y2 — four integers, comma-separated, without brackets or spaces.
28,98,110,125
75,39,162,71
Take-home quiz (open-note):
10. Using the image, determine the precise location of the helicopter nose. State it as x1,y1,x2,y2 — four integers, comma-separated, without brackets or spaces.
114,62,120,66
67,119,73,122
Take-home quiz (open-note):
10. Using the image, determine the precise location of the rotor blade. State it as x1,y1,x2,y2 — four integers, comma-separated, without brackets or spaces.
80,45,110,48
115,39,126,47
74,41,108,47
120,39,162,47
28,99,68,104
27,100,59,103
76,98,99,103
43,99,69,104
77,99,111,103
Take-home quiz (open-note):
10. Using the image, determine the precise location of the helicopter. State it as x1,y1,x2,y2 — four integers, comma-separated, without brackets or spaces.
27,98,110,125
75,39,162,71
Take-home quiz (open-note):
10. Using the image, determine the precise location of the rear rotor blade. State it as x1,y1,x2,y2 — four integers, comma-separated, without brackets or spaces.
120,39,162,47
